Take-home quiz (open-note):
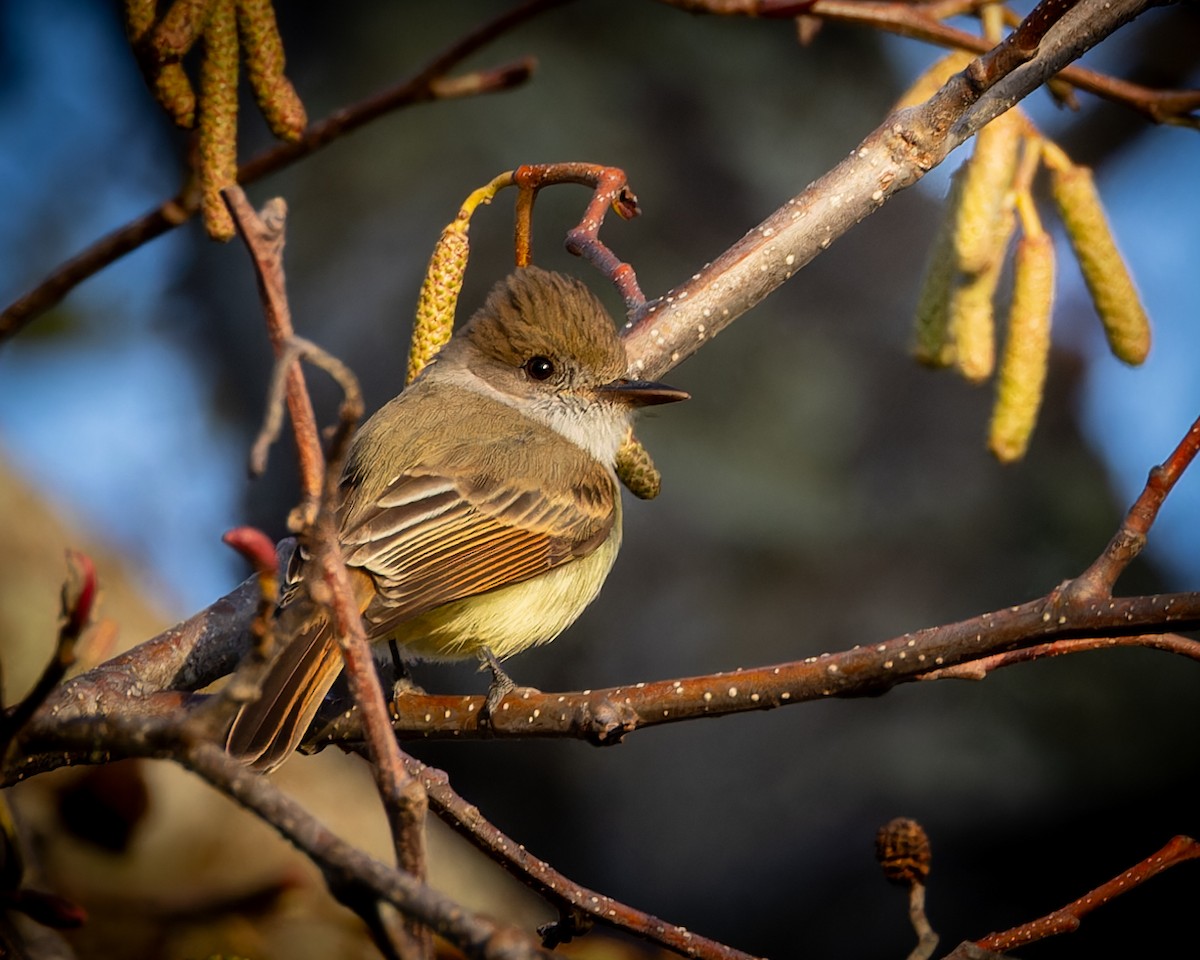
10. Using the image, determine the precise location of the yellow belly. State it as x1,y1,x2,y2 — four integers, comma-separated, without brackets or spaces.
386,517,622,661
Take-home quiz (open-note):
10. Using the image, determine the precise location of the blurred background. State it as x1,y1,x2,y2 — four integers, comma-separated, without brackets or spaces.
1,2,1199,957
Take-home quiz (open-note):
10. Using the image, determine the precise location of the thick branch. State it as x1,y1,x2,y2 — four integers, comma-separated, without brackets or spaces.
305,591,1200,747
13,590,1196,782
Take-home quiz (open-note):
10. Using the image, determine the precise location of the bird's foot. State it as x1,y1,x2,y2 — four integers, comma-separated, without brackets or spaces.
479,648,540,725
387,639,426,701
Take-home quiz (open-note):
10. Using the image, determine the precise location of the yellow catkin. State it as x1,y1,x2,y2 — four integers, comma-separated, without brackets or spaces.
989,232,1055,462
198,0,239,241
123,0,155,39
408,227,469,384
1049,161,1150,365
406,173,513,382
615,429,662,500
151,0,214,62
913,171,968,368
893,50,975,111
948,205,1015,383
953,109,1022,276
236,0,307,142
155,63,198,128
124,0,197,128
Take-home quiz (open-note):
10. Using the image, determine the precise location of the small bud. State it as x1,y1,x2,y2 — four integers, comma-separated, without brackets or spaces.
1048,156,1150,365
409,226,470,384
61,549,97,638
8,889,88,930
616,430,663,500
222,526,279,580
876,817,932,886
989,232,1055,462
198,0,239,241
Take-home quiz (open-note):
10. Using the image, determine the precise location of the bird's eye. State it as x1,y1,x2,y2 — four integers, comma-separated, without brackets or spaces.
524,355,555,381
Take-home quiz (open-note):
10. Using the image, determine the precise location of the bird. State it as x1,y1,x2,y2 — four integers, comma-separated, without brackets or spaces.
226,266,688,770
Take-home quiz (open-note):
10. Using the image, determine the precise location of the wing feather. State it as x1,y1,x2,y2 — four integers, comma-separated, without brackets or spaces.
345,464,616,640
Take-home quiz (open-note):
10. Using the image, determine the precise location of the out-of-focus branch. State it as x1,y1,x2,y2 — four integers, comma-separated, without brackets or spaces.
0,551,95,757
657,0,1200,126
0,0,565,344
5,711,554,960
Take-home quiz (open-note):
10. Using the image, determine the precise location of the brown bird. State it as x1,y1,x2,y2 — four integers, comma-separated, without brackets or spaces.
227,267,687,770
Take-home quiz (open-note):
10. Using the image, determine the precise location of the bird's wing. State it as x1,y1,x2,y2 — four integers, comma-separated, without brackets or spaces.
339,462,617,639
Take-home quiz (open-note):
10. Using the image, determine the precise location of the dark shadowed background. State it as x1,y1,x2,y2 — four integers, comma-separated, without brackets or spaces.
1,2,1199,958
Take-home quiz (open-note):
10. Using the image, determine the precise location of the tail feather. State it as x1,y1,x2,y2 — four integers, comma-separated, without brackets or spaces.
226,609,344,772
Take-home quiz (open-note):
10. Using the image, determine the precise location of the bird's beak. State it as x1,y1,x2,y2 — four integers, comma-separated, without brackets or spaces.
597,378,690,407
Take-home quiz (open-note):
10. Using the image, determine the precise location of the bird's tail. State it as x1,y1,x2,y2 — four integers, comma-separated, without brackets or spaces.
225,604,345,772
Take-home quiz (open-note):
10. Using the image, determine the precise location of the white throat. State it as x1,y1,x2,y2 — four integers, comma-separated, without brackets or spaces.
434,364,631,465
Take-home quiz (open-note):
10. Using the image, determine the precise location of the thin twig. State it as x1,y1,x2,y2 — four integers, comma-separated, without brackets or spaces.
225,188,324,511
311,510,433,958
972,835,1200,953
226,190,429,956
1067,412,1200,600
659,0,1200,126
906,884,938,960
405,753,762,960
247,333,363,493
918,631,1200,680
178,734,553,960
187,526,282,740
512,163,645,309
